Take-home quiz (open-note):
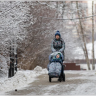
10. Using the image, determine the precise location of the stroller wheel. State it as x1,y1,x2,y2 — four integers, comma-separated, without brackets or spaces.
63,73,65,81
59,78,61,82
49,76,51,82
58,76,62,82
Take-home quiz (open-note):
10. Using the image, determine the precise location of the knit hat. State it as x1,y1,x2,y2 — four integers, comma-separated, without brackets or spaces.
55,31,61,37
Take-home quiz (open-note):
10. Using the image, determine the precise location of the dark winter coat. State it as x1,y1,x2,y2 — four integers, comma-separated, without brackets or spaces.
51,38,65,53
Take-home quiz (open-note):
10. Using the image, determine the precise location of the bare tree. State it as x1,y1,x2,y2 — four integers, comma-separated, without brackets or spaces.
92,1,95,70
17,1,56,69
76,1,90,70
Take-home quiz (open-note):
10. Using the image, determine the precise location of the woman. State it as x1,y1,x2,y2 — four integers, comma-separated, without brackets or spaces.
51,30,65,57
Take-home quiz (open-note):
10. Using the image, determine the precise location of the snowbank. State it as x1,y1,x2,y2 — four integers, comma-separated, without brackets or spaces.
74,41,96,59
87,41,96,58
0,66,48,94
76,64,96,70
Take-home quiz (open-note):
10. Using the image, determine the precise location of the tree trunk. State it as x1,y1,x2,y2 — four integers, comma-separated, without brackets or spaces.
56,1,59,18
92,1,95,70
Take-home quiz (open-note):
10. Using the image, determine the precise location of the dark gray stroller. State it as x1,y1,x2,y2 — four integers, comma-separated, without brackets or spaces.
48,52,65,82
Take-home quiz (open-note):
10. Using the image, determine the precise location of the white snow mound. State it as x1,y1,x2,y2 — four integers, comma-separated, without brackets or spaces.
0,66,48,94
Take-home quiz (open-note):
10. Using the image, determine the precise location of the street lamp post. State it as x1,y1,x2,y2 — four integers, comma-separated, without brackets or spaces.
8,39,18,77
8,40,14,77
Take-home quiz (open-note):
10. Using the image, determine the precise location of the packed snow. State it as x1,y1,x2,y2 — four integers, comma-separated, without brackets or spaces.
64,70,96,95
42,70,96,95
0,66,96,95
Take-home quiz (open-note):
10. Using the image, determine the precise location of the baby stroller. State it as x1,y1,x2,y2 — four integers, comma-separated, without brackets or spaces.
47,52,65,82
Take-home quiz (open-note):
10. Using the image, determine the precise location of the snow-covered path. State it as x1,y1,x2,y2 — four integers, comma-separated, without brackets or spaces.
4,70,96,95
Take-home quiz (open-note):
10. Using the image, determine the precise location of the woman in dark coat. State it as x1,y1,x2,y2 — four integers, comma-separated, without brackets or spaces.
51,31,65,57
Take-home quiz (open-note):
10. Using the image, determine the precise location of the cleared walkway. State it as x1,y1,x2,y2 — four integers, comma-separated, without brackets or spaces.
5,72,92,95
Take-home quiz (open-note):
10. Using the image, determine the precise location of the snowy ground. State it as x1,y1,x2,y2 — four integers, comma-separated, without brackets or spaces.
0,66,96,95
74,41,96,59
0,66,48,95
76,64,96,70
